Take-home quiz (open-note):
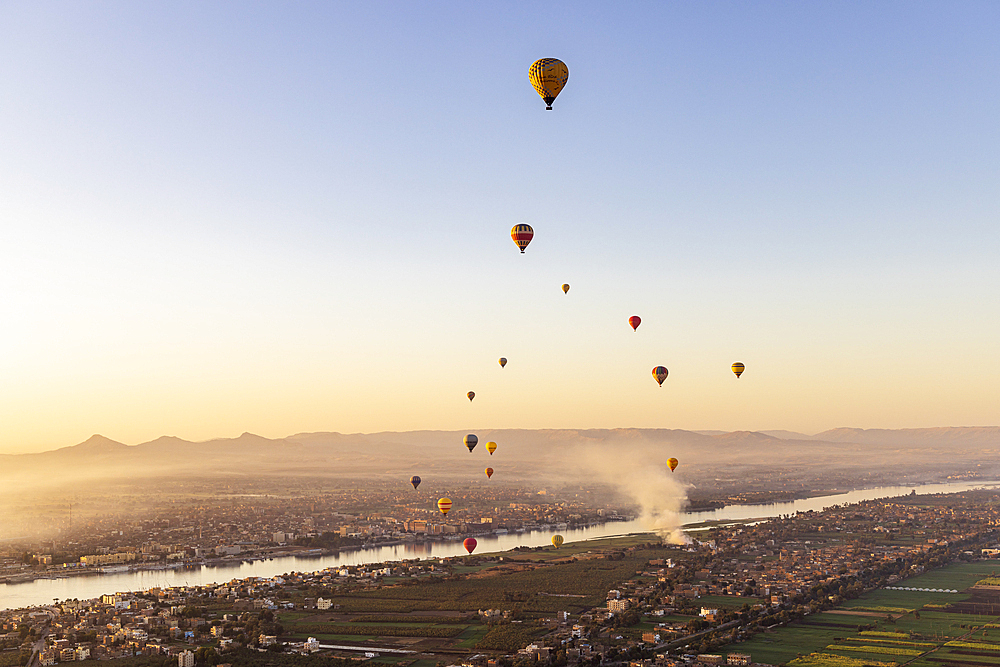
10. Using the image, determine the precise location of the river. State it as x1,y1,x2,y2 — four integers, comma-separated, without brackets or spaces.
2,479,996,610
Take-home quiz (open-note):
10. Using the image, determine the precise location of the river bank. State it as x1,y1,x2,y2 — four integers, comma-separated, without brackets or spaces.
3,478,998,610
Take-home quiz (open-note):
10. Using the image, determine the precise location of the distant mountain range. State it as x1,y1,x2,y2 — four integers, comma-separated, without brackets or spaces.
2,427,999,495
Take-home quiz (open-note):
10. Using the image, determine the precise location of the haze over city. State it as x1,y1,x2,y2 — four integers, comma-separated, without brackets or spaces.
7,9,1000,667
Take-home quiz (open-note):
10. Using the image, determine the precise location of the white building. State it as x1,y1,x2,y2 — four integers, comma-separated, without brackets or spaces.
178,650,195,667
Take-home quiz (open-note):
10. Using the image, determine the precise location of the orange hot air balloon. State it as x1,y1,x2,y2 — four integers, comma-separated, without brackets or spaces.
511,224,533,253
485,467,494,479
652,366,668,386
499,357,507,368
629,316,641,331
437,498,452,515
486,441,497,455
467,391,475,402
732,362,745,378
667,458,679,473
463,537,477,554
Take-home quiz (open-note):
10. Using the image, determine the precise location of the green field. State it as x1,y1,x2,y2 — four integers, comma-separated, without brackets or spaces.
698,595,765,609
484,533,661,561
274,534,680,657
722,562,1000,666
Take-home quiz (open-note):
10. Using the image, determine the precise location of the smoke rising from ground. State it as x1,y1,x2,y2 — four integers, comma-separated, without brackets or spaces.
575,444,689,543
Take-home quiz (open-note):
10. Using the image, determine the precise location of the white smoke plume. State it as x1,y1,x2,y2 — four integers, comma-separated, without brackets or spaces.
576,442,690,544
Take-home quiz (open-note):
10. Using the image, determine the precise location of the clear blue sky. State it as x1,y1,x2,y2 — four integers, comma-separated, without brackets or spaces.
1,2,998,452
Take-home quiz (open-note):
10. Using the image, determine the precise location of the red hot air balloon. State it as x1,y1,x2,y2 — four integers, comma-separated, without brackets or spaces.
463,537,477,554
511,224,534,253
629,316,641,331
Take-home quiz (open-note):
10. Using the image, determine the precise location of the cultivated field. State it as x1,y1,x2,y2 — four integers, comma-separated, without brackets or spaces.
723,561,1000,667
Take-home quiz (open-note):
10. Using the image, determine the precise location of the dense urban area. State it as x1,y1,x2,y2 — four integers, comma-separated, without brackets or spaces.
4,489,1000,667
0,485,626,582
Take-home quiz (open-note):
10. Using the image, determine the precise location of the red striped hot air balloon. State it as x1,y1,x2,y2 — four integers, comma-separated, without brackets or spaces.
511,224,533,253
438,498,452,515
463,537,477,554
629,316,641,331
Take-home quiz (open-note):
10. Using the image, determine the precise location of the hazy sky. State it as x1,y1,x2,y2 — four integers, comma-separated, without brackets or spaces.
2,2,999,453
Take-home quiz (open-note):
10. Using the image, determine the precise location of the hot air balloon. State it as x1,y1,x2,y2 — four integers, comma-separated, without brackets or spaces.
468,391,475,402
485,467,493,479
529,58,569,110
511,224,533,253
499,357,507,368
667,458,678,473
486,441,497,455
464,434,479,453
562,284,570,294
410,475,421,490
438,498,452,515
629,316,641,331
652,366,668,386
732,362,745,378
551,534,564,549
463,537,477,554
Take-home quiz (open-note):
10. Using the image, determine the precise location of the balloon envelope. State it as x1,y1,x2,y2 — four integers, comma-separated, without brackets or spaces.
467,391,475,402
551,534,564,548
511,224,534,253
409,475,421,490
486,441,497,455
529,58,569,109
485,467,493,479
499,357,507,368
438,498,452,515
732,362,745,378
463,537,477,554
562,284,570,294
464,434,479,452
667,458,678,473
653,366,668,386
629,316,641,331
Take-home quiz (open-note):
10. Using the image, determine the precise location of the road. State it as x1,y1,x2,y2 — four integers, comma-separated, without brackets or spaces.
654,619,742,652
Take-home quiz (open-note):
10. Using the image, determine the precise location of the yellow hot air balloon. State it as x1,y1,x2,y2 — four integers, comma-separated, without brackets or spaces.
499,357,507,368
551,534,564,549
732,362,745,378
486,441,497,455
529,58,569,110
667,457,679,473
561,284,570,294
437,498,452,515
485,467,493,479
